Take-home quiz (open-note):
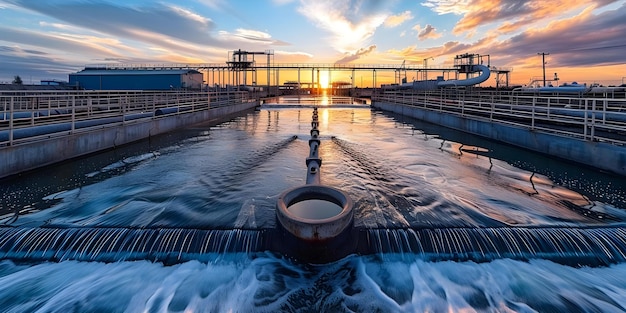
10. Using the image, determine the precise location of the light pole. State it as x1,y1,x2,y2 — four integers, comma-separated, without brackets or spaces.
537,52,549,87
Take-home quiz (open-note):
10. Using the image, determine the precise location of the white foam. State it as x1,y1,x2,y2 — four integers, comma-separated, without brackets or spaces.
234,198,258,228
1,255,625,312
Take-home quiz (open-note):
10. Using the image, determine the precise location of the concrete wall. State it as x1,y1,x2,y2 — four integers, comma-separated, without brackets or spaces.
0,101,258,179
373,101,626,176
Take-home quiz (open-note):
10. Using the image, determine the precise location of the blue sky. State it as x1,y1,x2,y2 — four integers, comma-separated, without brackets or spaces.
1,0,625,85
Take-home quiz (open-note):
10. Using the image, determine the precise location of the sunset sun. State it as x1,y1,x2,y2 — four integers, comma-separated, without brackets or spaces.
319,71,330,89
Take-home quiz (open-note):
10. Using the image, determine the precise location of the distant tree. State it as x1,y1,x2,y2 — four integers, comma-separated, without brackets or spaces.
12,75,23,85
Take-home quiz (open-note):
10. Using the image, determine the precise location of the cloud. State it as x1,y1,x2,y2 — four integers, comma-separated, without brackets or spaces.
421,0,621,35
0,26,126,59
482,4,626,69
272,0,297,4
218,28,284,45
384,34,495,65
421,0,472,15
274,50,314,62
6,1,217,45
453,1,540,34
196,0,226,11
1,0,295,76
0,23,226,82
0,46,81,82
335,45,377,63
296,0,388,53
413,24,443,40
399,2,626,71
384,11,413,28
496,20,533,34
38,21,76,31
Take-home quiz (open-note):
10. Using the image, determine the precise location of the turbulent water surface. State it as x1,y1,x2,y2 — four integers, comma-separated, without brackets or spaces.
1,105,626,312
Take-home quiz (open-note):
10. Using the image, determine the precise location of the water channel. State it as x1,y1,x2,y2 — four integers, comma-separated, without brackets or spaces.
1,102,626,312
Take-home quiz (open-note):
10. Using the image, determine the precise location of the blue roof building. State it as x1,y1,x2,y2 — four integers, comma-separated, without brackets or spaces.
69,68,204,90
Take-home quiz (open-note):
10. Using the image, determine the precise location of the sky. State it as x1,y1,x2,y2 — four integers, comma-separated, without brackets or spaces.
0,0,625,87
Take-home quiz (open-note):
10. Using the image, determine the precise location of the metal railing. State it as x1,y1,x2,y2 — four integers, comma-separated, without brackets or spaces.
263,96,359,105
373,89,626,146
89,62,459,71
1,90,254,146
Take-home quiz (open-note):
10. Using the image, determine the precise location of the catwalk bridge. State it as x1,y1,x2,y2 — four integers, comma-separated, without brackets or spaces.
88,52,511,90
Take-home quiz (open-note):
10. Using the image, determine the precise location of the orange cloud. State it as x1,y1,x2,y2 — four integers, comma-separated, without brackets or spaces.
450,0,605,35
335,45,377,63
413,24,443,40
384,11,413,28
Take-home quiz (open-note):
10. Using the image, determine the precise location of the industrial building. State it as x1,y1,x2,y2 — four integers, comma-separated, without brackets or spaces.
69,68,203,90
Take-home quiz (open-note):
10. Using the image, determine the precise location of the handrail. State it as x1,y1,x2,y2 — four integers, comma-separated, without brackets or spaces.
1,90,254,146
373,90,626,146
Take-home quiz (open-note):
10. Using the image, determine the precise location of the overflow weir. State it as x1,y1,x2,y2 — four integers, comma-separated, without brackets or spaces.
1,226,626,266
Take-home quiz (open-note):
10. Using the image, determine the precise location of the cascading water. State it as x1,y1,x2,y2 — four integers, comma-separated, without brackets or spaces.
2,103,626,311
362,227,626,266
0,227,265,263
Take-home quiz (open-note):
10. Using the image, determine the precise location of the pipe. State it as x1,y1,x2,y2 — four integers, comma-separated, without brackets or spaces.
437,64,491,87
275,107,355,262
306,108,321,184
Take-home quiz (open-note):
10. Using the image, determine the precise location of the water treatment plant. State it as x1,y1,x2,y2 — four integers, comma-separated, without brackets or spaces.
2,51,626,311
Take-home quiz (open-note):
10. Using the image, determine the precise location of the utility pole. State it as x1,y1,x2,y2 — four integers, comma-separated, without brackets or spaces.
537,52,549,87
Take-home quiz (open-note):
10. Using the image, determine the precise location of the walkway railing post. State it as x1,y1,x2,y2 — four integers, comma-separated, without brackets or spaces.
530,97,537,129
71,95,76,133
591,99,596,141
122,93,127,123
9,96,14,145
461,92,465,116
29,95,35,126
439,88,443,112
583,99,589,139
602,99,607,124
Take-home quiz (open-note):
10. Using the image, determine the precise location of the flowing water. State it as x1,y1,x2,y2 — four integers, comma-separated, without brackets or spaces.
1,103,626,312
